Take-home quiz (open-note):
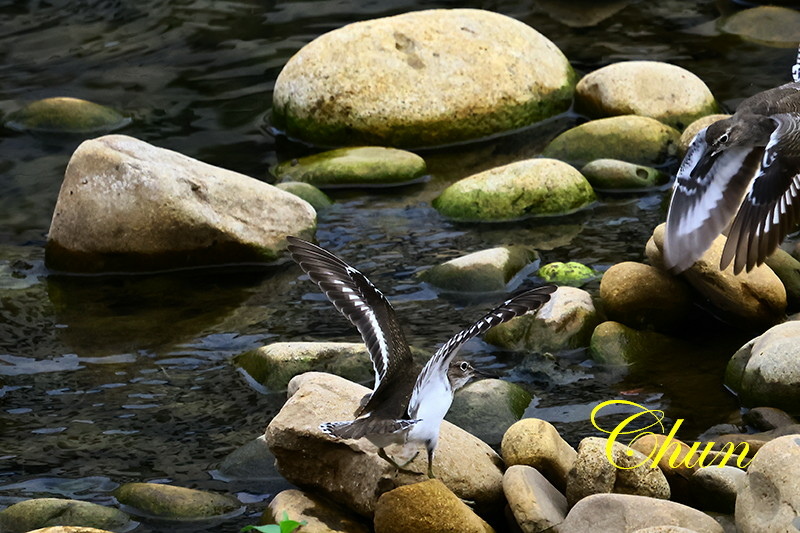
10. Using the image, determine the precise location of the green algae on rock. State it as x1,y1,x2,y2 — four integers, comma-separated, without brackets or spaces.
0,498,132,533
433,159,596,222
113,483,241,519
575,61,717,130
537,261,597,286
419,245,538,292
275,182,332,210
581,159,667,190
6,97,130,134
272,9,576,148
272,147,426,188
540,115,680,167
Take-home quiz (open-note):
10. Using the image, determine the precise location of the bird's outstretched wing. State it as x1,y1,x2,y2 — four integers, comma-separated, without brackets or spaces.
663,127,764,273
409,285,557,412
286,237,413,395
721,113,800,273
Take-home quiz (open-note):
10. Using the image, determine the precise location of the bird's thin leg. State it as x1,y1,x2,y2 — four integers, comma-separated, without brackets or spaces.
427,446,435,478
378,447,422,475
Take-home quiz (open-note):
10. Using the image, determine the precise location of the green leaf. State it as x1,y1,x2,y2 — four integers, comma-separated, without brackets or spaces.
240,525,281,533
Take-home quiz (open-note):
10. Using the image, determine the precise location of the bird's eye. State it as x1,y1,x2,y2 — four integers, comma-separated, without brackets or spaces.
460,362,469,371
719,132,729,144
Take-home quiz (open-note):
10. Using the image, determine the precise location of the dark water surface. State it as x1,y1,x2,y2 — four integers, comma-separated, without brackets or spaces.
0,0,796,530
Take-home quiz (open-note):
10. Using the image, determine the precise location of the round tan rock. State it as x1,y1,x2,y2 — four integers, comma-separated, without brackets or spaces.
576,61,717,129
5,97,130,134
273,9,575,147
736,434,800,532
113,483,241,518
678,114,729,157
268,489,370,533
648,223,786,328
373,479,494,533
600,261,693,331
501,418,577,492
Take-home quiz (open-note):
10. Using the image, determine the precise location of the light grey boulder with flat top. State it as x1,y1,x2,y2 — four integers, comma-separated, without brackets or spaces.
419,245,538,292
265,372,504,519
272,9,576,147
45,135,316,273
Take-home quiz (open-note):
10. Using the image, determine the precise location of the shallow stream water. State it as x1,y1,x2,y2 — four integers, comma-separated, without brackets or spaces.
0,0,797,530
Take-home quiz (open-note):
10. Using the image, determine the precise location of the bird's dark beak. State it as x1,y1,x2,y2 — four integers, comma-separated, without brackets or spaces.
473,367,497,379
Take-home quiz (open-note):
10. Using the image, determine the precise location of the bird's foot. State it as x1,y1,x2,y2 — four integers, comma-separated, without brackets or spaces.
378,448,424,476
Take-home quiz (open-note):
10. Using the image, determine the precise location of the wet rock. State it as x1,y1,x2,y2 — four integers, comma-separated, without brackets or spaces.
503,465,567,533
275,182,332,210
485,286,599,352
599,262,693,331
234,342,373,391
265,372,505,518
678,114,729,157
764,248,800,310
267,489,370,533
45,135,316,273
501,418,577,493
418,245,538,292
5,97,130,134
742,406,797,431
566,437,670,507
272,147,426,188
433,158,596,222
725,321,800,412
214,435,282,481
721,6,800,47
446,379,531,446
575,61,717,129
538,261,597,287
25,528,116,533
628,434,696,503
632,527,708,533
556,493,724,533
540,115,680,167
273,9,575,147
690,466,745,514
113,483,241,519
735,435,800,532
647,223,786,329
373,479,494,533
589,321,687,366
0,498,132,533
581,159,667,190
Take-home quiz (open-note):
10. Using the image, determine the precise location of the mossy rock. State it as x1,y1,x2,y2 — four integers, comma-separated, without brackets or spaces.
721,6,800,47
272,147,426,188
581,159,667,190
0,498,132,533
589,321,687,366
6,97,130,134
540,115,680,167
275,182,332,210
447,379,532,446
433,158,596,222
113,483,241,519
538,261,597,287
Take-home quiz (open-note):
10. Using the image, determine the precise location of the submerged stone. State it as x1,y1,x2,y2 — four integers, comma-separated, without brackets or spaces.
580,159,667,190
5,97,130,134
589,321,687,366
419,245,538,292
0,498,132,533
540,115,680,167
113,483,241,519
272,9,575,147
537,261,596,286
45,135,316,272
433,159,596,222
275,182,332,210
575,61,717,130
721,6,800,47
272,147,426,188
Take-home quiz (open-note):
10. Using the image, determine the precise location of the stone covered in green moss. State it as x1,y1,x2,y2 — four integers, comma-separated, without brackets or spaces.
275,181,332,210
113,483,241,519
589,321,686,366
272,147,426,188
446,379,532,446
419,245,538,292
541,115,680,167
581,159,667,190
0,498,132,533
538,261,596,286
6,97,130,134
272,9,576,147
433,158,596,222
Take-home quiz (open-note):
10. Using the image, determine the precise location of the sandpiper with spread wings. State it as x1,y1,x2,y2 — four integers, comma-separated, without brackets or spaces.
664,50,800,274
286,236,556,477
